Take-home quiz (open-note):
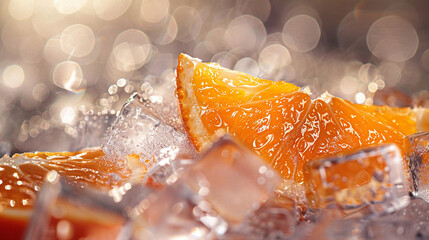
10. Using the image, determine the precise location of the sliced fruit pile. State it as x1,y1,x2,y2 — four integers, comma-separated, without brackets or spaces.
176,53,428,184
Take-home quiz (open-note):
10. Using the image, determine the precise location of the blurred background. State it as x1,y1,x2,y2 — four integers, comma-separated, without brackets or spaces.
0,0,428,154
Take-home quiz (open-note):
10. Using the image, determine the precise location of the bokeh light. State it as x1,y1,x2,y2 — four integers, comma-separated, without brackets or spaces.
282,14,321,53
140,0,169,24
60,24,95,57
52,61,85,92
367,16,419,62
60,107,76,124
93,0,132,21
111,29,152,72
2,65,25,88
8,0,35,20
54,0,87,15
0,0,428,152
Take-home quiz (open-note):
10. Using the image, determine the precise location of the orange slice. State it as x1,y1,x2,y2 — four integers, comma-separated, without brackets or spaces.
0,149,134,240
176,53,427,184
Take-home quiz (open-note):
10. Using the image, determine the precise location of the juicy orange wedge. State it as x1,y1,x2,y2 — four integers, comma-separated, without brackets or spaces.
0,149,134,240
176,53,427,184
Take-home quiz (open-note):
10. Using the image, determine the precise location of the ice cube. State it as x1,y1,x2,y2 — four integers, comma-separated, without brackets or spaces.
182,135,282,225
102,92,196,169
131,181,221,240
72,112,117,150
393,197,429,238
140,72,184,131
143,152,196,186
25,171,129,240
404,132,429,203
225,193,297,239
304,144,409,218
117,153,225,239
298,218,365,240
365,216,417,240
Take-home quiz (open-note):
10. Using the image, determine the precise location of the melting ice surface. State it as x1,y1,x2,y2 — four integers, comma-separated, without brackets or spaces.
102,92,197,169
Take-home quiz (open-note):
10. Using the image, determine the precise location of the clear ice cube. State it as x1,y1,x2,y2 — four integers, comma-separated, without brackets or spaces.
393,197,429,238
365,216,417,240
300,218,365,240
131,181,221,240
304,144,409,218
143,152,196,186
72,112,117,150
182,135,282,225
25,171,128,240
140,72,184,131
404,132,429,203
102,92,196,169
224,193,297,239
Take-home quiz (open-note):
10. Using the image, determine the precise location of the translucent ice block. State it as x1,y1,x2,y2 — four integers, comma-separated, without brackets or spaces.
393,197,429,238
304,144,409,218
224,193,297,239
25,171,128,240
143,151,196,187
182,135,282,224
102,92,196,169
72,112,117,150
132,181,222,240
404,131,429,203
365,216,417,240
299,218,365,240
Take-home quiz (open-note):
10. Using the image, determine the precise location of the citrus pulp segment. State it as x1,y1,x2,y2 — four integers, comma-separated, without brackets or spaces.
176,53,420,184
0,149,132,239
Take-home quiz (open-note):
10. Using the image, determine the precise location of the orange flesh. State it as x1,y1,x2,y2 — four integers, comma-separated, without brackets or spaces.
0,149,131,239
180,55,415,184
0,149,130,210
